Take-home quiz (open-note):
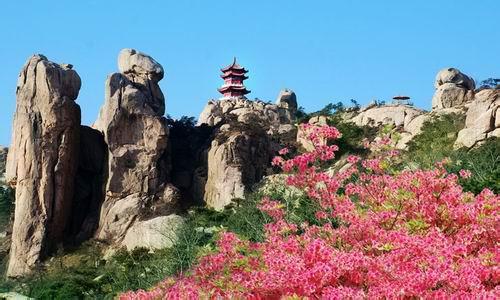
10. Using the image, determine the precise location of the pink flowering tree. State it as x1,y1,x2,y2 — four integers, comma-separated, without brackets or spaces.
121,124,499,299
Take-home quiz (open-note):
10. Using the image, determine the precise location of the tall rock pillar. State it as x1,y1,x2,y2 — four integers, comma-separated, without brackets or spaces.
5,55,81,277
94,49,174,244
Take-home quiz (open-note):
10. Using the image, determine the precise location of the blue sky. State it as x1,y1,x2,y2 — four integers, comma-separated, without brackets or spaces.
0,0,499,145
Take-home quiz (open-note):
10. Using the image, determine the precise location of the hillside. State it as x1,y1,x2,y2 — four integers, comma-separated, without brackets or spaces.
0,50,498,298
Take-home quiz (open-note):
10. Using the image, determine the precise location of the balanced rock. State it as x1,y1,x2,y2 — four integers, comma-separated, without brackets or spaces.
94,49,175,244
432,68,475,110
5,55,81,277
276,89,297,122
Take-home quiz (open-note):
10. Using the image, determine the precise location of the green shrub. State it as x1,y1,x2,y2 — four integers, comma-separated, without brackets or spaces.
406,113,465,168
449,138,500,194
405,113,499,194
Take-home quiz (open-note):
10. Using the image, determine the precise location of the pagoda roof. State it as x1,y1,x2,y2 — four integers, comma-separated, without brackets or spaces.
220,72,249,80
218,85,251,93
221,57,248,72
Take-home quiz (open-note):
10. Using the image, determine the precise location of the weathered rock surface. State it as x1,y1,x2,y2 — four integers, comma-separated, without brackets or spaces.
276,89,297,122
432,68,475,110
121,214,184,250
196,95,296,210
204,131,273,210
94,49,175,244
5,55,81,277
455,89,500,148
350,104,425,129
197,97,295,135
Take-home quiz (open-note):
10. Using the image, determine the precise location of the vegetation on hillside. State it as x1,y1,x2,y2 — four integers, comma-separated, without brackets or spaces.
405,113,499,194
0,109,498,298
122,123,498,298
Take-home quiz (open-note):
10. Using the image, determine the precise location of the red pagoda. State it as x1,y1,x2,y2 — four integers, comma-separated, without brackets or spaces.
218,57,251,99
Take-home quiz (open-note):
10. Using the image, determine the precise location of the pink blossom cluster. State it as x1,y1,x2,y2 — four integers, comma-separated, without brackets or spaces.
121,125,499,299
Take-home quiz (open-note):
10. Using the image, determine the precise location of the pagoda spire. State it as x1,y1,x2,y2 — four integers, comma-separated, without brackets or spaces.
218,57,250,99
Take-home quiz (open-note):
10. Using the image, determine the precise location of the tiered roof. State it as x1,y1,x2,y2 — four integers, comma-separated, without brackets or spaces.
218,57,250,97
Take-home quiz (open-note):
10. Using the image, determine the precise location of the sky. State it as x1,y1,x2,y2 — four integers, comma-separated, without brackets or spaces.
0,0,499,146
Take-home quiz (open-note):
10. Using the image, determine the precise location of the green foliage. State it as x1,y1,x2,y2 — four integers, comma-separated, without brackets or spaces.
406,113,465,168
449,138,500,194
405,113,499,194
297,102,346,124
478,78,500,90
326,115,377,157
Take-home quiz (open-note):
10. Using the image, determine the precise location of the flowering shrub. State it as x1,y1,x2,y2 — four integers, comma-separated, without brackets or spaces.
121,124,499,299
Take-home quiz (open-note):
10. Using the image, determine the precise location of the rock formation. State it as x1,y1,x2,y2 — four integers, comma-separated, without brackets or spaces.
94,49,177,247
455,89,500,148
3,47,498,280
197,96,295,135
276,89,298,122
203,129,274,210
5,55,81,277
432,68,475,110
350,104,425,130
196,95,296,210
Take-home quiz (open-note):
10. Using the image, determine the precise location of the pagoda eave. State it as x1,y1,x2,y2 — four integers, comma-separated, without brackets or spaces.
220,74,249,80
218,86,250,92
221,66,247,72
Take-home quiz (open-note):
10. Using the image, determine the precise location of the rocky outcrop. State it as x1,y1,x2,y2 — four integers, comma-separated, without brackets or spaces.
455,89,500,148
94,49,176,245
5,55,81,277
197,97,295,135
195,95,297,210
350,104,425,129
432,68,475,110
276,89,297,122
204,130,274,210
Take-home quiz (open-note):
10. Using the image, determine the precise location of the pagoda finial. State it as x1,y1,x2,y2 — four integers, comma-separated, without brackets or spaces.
232,56,237,66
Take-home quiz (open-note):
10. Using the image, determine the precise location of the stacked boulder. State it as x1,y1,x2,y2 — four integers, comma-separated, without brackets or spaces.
5,55,81,277
432,68,475,110
94,49,182,248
